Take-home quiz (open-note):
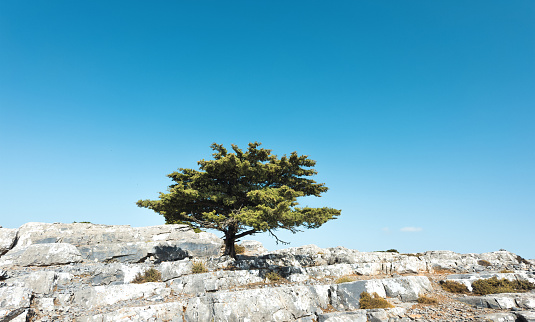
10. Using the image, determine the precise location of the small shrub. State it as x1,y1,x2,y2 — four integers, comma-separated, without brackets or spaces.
440,280,470,294
335,276,356,284
417,295,438,305
500,269,514,273
472,276,535,295
266,271,282,282
235,244,246,254
386,249,399,253
359,292,394,309
478,260,492,267
132,268,162,284
192,261,208,274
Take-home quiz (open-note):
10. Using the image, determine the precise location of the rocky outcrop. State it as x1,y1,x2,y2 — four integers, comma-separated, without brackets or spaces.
0,222,534,321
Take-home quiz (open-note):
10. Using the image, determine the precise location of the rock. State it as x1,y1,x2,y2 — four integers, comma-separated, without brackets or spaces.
0,286,32,320
183,284,330,322
331,276,432,310
0,243,82,267
318,310,367,322
240,240,268,255
0,228,17,256
168,269,264,294
78,302,186,322
13,271,57,294
515,311,535,322
479,312,517,322
458,292,535,310
74,282,170,309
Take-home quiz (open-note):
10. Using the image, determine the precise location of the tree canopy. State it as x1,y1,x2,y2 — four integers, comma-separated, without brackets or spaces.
137,142,341,258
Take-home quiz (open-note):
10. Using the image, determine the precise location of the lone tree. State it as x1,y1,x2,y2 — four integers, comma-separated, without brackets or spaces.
137,142,341,258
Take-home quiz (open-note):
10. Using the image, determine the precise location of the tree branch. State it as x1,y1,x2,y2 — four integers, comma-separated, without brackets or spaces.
234,229,257,239
268,229,290,245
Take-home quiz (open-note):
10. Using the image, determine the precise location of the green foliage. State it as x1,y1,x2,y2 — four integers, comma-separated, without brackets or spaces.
137,142,341,257
335,276,356,284
235,244,246,254
132,268,161,284
472,276,535,295
478,260,492,267
359,292,394,309
440,280,470,294
417,295,438,305
266,271,282,282
192,261,208,274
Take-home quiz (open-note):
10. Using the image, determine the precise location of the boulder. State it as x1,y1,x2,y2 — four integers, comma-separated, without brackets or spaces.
479,312,517,322
73,282,170,309
331,276,432,310
0,243,82,267
240,240,268,255
459,292,535,310
183,284,330,322
78,302,186,322
318,311,367,322
0,286,32,320
515,311,535,322
0,228,17,256
168,269,264,294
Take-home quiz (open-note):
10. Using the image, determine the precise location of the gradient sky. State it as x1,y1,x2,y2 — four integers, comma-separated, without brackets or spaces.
1,1,534,258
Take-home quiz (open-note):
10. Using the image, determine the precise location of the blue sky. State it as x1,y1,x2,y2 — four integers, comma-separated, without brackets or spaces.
1,1,534,258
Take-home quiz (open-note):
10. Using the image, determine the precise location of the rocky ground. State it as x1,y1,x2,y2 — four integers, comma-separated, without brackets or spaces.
1,222,534,321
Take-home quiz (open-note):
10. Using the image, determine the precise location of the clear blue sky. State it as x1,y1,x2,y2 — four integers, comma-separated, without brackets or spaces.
1,1,534,258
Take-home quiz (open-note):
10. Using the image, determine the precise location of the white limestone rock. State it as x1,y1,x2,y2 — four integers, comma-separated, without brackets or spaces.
0,228,17,256
168,269,264,294
78,302,186,322
73,282,170,309
331,276,432,310
0,286,32,321
239,240,268,255
0,243,82,267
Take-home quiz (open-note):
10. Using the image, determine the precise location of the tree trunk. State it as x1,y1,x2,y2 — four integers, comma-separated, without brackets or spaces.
223,225,237,258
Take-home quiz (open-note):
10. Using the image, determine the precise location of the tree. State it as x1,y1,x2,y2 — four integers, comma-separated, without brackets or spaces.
137,142,341,258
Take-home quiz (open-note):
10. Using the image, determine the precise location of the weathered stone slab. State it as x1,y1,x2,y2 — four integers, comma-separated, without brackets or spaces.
458,293,535,310
77,302,186,322
318,310,367,322
13,271,57,294
78,239,221,264
73,282,170,309
515,311,535,322
0,286,32,320
0,228,17,256
382,276,433,301
168,269,264,294
0,243,82,267
183,284,330,322
331,276,431,310
479,312,517,322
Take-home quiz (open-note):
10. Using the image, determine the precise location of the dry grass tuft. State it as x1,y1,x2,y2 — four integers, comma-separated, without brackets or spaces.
192,261,208,274
440,280,470,294
417,295,438,305
335,276,356,284
132,268,162,284
359,292,394,309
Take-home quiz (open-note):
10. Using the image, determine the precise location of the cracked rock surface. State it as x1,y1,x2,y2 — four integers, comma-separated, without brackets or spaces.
0,222,534,321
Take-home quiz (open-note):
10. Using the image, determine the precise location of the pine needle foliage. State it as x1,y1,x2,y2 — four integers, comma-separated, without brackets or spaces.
137,142,341,258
